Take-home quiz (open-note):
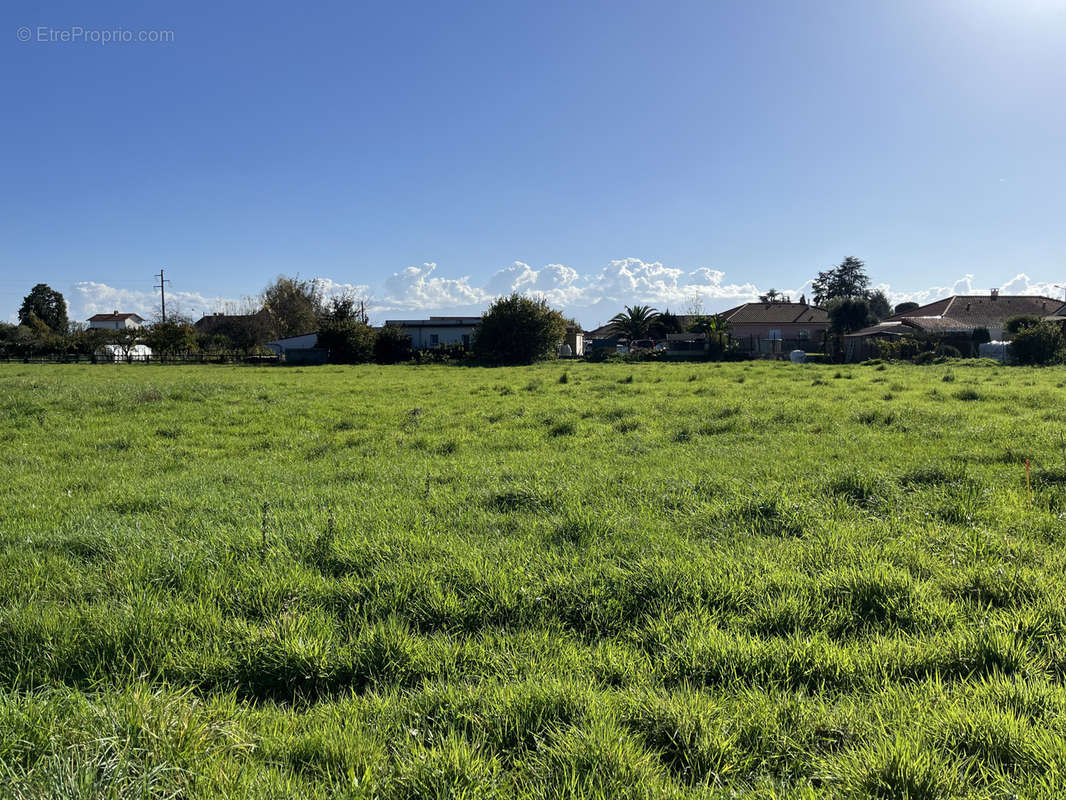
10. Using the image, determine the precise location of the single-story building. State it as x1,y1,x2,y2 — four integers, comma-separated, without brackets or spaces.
885,292,1066,341
264,332,318,355
87,312,145,330
265,332,326,364
718,302,830,353
383,316,480,349
842,318,977,361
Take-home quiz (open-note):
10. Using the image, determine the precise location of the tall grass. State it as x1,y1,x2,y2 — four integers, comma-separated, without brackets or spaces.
1,360,1066,797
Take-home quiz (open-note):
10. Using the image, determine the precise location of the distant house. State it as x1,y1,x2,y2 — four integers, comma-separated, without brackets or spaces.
87,311,145,330
842,318,975,361
718,302,830,352
884,292,1066,341
194,310,271,334
384,316,480,349
194,310,272,349
843,293,1066,360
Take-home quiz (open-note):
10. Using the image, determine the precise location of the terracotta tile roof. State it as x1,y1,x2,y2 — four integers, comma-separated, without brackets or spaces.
887,295,1063,327
719,302,829,324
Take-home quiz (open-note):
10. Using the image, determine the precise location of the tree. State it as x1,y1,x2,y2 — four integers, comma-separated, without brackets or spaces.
608,305,660,339
319,293,369,325
811,257,870,306
262,276,322,339
204,311,271,352
145,321,197,355
1011,323,1064,365
704,314,731,356
103,328,143,362
374,324,412,364
868,289,892,321
894,302,920,315
1005,314,1041,338
827,297,873,334
759,289,782,304
472,293,566,365
19,284,68,333
650,310,684,338
318,320,375,363
68,327,111,356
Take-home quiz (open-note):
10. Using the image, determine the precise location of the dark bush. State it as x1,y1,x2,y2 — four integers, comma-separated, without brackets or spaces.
473,293,566,365
318,320,375,363
1010,323,1064,366
374,324,412,364
1005,314,1041,338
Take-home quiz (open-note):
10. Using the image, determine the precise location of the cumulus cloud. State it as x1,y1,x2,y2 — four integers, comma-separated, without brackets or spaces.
883,273,1065,308
61,265,1066,329
380,263,487,314
70,281,240,322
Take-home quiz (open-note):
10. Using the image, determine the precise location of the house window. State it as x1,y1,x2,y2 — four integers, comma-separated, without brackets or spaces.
430,334,439,346
798,329,809,340
768,329,782,340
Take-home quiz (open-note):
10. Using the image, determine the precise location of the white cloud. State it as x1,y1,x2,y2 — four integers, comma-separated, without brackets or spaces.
70,281,239,322
884,273,1065,308
380,263,487,314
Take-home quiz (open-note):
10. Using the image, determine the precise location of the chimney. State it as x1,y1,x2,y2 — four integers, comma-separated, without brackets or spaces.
990,289,999,300
113,309,119,315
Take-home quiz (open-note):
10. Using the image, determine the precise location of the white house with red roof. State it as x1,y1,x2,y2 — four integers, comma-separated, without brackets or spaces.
87,311,145,331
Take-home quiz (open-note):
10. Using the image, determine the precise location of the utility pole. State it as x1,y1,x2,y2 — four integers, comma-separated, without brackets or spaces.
154,269,171,322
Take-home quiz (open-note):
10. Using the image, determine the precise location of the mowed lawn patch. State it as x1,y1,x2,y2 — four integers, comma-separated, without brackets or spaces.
2,360,1066,798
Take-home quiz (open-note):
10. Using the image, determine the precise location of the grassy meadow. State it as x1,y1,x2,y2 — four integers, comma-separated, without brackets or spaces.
3,359,1066,798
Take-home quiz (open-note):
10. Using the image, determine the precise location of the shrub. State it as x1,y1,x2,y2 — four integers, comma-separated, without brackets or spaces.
473,293,566,365
912,351,938,365
373,324,412,364
1010,323,1064,365
1005,314,1042,338
144,322,198,355
875,337,929,361
318,320,375,363
584,347,623,363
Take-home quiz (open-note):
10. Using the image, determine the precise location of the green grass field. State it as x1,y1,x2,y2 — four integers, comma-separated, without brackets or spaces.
3,360,1066,798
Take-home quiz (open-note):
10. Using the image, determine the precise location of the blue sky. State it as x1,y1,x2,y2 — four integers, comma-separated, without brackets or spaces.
3,0,1065,325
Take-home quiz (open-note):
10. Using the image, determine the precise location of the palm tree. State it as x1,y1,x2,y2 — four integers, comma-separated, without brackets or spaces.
759,289,781,303
608,305,660,340
690,313,731,353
